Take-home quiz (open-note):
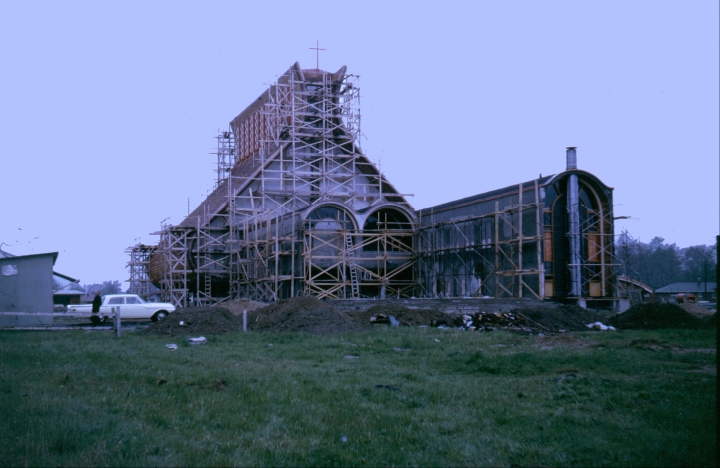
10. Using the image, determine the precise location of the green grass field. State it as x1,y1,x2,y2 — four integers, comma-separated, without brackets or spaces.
0,327,715,467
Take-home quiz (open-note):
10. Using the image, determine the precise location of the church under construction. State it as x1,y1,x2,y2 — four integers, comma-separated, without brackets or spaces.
127,62,621,309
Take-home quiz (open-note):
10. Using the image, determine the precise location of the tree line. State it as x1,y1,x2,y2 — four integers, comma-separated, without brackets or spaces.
69,280,124,296
615,231,717,289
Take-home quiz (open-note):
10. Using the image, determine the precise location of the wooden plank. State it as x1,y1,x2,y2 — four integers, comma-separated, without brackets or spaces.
0,312,116,317
0,326,114,331
0,307,122,338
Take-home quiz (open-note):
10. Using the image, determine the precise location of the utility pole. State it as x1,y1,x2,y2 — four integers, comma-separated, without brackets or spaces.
703,257,708,300
716,236,719,303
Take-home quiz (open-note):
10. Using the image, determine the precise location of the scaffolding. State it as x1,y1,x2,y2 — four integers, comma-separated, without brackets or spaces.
133,63,415,307
416,182,545,299
125,244,156,299
212,131,237,189
127,63,621,308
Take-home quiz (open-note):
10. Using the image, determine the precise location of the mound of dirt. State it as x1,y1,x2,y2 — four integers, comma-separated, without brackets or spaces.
248,296,368,335
608,303,711,330
136,297,716,337
138,307,244,336
217,298,266,316
509,305,610,332
348,303,449,327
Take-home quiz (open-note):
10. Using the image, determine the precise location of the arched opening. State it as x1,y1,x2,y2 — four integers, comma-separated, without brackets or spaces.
548,175,612,298
362,207,412,252
307,205,355,231
304,205,357,293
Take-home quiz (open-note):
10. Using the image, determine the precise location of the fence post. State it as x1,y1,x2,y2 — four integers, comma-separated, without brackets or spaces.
114,306,121,338
243,310,247,332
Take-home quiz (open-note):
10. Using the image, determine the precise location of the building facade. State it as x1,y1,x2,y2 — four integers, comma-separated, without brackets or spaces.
129,63,621,308
130,63,414,305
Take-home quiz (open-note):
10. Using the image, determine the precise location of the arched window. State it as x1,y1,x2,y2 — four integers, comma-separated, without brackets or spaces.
363,208,412,231
307,205,355,231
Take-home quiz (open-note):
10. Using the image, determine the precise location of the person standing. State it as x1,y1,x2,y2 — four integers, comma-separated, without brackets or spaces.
90,291,102,325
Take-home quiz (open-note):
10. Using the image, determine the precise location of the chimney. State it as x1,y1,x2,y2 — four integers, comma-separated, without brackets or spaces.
566,147,577,170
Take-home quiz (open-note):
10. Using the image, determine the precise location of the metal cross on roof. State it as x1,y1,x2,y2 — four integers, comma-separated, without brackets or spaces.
309,40,326,70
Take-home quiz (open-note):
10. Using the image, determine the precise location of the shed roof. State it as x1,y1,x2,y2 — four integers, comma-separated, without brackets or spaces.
655,282,716,293
418,175,555,216
53,289,83,296
0,248,78,284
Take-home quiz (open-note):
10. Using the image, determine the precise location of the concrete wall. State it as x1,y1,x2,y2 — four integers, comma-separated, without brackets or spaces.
0,252,56,313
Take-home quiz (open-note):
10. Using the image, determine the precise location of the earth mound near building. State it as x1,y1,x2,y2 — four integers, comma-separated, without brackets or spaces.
139,307,244,336
248,296,369,335
608,303,713,330
136,298,715,336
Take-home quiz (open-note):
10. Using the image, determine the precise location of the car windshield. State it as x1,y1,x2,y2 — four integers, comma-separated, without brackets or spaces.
135,296,147,304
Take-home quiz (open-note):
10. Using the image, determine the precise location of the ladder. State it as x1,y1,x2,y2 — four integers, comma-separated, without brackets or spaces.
202,272,212,306
345,234,360,298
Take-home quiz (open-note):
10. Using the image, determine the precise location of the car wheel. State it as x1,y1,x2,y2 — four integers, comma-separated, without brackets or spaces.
153,311,168,322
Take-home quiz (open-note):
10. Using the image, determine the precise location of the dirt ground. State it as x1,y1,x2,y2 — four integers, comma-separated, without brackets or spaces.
138,297,717,336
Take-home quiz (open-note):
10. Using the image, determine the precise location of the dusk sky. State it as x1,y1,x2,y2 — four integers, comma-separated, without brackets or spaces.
1,1,717,286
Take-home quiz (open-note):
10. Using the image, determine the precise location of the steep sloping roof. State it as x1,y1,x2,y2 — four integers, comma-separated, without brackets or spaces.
179,152,262,228
178,62,410,229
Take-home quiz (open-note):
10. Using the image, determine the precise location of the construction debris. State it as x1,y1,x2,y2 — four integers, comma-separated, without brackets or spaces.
136,296,717,337
429,311,531,332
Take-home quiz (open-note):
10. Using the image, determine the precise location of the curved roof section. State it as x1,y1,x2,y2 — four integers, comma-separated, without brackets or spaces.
544,168,614,192
417,167,613,217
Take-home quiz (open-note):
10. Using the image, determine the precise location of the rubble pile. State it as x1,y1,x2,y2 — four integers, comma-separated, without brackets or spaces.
431,311,531,331
510,305,609,332
348,303,448,326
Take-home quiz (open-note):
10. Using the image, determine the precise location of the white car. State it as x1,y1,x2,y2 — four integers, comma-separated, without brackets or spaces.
68,294,175,322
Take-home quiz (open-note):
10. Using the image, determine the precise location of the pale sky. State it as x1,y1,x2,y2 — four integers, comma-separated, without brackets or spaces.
1,1,717,286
